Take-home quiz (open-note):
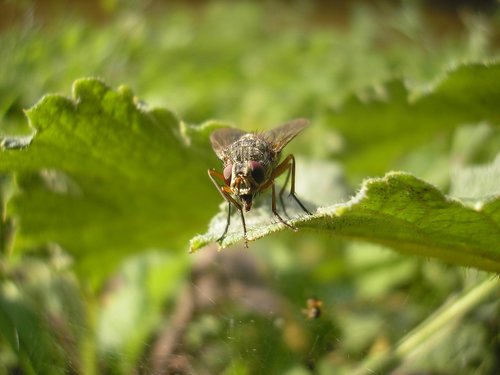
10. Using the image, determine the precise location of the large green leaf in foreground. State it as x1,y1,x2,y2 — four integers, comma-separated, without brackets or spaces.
0,79,220,276
191,172,500,273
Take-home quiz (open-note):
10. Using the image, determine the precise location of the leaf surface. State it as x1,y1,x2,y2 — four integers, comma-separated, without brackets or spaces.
0,79,220,280
191,172,500,273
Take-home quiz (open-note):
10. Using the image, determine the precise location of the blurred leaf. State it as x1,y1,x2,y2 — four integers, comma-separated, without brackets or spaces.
450,122,500,166
350,276,499,375
98,251,188,374
329,62,500,179
1,2,497,130
191,172,500,273
450,153,500,199
0,175,13,254
1,254,90,374
0,284,66,374
0,78,220,282
344,243,418,299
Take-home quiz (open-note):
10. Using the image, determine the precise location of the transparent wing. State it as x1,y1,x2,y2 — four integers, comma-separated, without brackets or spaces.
261,118,310,153
210,127,247,160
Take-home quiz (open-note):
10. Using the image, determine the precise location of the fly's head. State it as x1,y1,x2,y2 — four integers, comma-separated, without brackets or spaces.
223,160,267,211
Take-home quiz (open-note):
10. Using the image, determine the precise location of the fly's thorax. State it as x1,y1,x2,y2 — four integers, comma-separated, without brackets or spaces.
225,134,277,176
221,134,280,211
227,134,275,165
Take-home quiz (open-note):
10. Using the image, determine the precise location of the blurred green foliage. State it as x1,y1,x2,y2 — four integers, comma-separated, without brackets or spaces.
0,1,499,375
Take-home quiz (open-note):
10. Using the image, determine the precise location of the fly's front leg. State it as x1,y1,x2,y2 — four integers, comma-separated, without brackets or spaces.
208,169,249,247
220,202,231,242
221,186,248,248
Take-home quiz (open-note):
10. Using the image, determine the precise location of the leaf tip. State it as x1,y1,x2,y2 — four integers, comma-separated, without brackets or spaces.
188,235,209,253
180,119,233,148
72,77,111,103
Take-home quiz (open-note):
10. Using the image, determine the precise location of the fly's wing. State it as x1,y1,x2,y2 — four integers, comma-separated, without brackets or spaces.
261,118,310,153
210,127,247,160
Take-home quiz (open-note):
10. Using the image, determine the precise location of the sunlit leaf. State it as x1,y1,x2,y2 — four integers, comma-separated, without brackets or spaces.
191,172,500,273
0,78,221,281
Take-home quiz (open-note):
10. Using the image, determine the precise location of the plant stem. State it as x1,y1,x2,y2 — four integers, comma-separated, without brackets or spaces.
352,276,500,375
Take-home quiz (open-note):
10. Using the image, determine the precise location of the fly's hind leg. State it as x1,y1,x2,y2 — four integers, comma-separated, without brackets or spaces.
275,155,312,216
272,183,297,231
278,163,292,217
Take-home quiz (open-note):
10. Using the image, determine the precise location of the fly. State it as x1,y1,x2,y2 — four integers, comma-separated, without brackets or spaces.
208,118,312,247
302,298,323,319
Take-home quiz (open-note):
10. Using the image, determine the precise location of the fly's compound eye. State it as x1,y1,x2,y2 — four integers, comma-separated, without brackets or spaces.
249,161,265,184
223,164,232,184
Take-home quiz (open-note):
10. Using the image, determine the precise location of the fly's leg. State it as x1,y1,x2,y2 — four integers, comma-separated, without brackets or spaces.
264,155,312,217
279,154,312,215
272,183,297,231
219,202,231,242
208,169,249,247
221,186,248,248
278,163,292,217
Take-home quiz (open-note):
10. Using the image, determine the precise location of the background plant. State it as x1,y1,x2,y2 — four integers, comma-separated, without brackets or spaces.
0,1,499,374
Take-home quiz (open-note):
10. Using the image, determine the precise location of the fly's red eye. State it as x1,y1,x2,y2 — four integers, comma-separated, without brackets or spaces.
249,161,265,184
223,164,232,184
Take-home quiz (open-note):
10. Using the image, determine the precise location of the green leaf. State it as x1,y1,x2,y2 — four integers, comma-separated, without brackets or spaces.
97,251,188,374
0,78,220,281
350,276,500,375
450,153,500,199
329,62,500,179
0,285,67,374
191,172,500,273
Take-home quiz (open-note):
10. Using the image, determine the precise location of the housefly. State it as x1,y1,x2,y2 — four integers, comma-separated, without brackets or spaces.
208,118,312,247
